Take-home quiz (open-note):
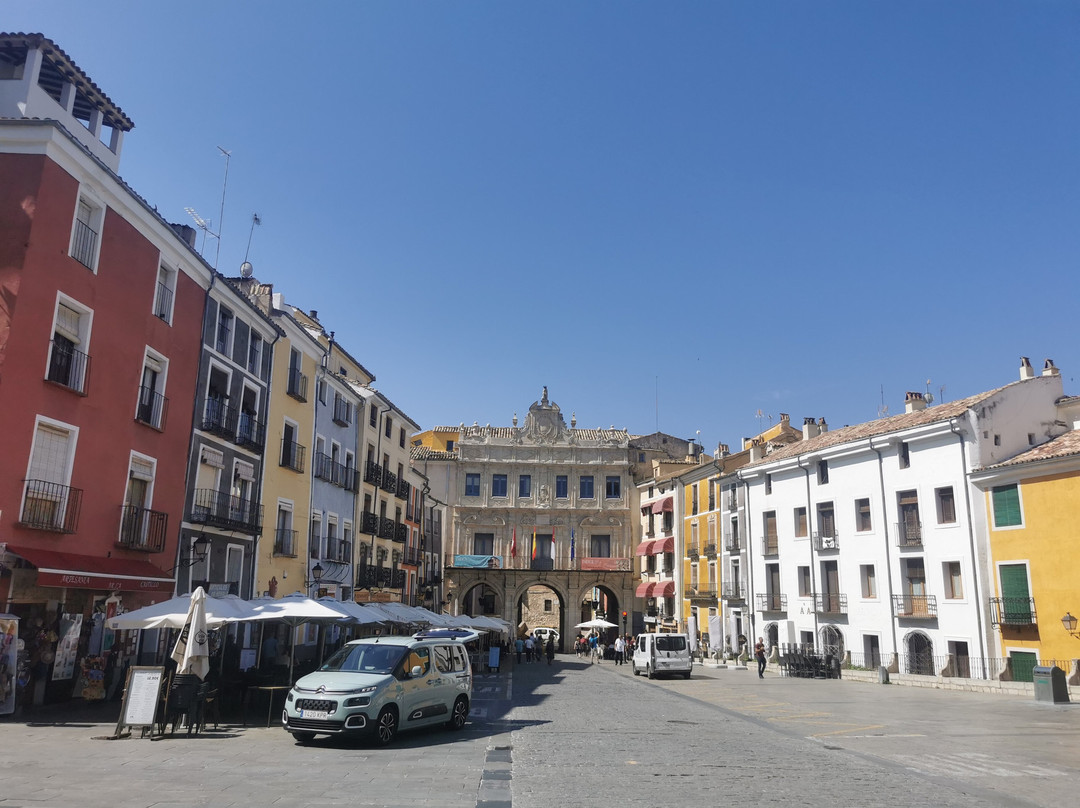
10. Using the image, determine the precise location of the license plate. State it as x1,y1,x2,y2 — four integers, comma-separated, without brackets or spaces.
300,710,329,720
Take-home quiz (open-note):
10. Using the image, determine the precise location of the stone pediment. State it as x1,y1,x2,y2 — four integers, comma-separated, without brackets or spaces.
522,387,570,445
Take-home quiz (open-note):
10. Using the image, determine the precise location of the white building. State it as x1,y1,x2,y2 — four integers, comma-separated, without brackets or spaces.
738,360,1068,675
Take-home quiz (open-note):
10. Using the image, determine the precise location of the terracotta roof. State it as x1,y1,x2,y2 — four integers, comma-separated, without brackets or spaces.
743,382,1019,469
0,33,133,130
455,424,629,442
980,430,1080,470
411,446,458,461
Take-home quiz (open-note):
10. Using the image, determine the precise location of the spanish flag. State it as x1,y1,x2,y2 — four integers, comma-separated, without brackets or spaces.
531,527,537,561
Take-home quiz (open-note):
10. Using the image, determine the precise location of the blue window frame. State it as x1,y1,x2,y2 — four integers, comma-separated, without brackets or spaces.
492,474,507,497
605,476,621,498
519,475,531,497
465,473,480,497
580,475,595,499
555,475,568,499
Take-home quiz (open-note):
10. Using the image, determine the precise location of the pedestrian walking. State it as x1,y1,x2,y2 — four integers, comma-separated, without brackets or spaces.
525,635,535,663
755,637,767,678
546,637,555,665
587,633,598,664
614,635,625,665
515,636,524,663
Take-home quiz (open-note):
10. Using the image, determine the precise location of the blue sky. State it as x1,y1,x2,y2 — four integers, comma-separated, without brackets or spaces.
8,2,1079,451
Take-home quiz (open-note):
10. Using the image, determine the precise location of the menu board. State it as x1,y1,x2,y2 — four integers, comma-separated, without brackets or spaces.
117,666,164,735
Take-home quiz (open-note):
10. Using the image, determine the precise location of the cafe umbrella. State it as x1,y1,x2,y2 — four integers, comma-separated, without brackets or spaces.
245,594,355,683
171,586,211,680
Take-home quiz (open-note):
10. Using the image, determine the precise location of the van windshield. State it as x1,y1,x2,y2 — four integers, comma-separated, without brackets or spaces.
656,636,687,652
320,643,406,674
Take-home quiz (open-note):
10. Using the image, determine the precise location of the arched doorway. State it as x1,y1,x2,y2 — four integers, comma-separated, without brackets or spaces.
516,583,566,651
819,625,845,658
573,583,622,646
906,632,934,675
765,622,779,653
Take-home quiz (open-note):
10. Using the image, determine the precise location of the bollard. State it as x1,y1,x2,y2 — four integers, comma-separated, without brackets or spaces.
878,665,889,684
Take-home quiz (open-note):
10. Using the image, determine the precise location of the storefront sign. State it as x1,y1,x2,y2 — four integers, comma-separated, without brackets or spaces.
36,571,173,593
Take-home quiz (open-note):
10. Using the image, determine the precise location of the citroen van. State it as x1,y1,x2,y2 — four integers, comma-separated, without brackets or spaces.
283,631,473,745
632,632,692,679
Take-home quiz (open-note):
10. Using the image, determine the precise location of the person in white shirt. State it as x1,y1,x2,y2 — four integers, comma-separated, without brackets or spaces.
614,635,626,666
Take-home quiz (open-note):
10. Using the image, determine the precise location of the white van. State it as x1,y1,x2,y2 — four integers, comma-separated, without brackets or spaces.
632,632,692,679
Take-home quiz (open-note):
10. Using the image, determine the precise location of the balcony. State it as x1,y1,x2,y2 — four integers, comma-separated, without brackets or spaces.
687,544,699,560
46,340,91,395
70,216,98,269
286,367,308,402
235,412,265,453
394,522,408,543
365,461,384,486
813,592,848,614
326,538,352,563
332,398,351,426
135,386,168,431
378,516,396,541
402,548,422,566
279,439,306,473
396,478,411,502
684,586,718,601
314,453,346,486
381,469,398,494
154,281,173,320
990,597,1037,627
355,563,387,589
895,521,923,548
761,536,779,555
721,581,746,602
344,466,360,492
704,542,717,558
273,528,298,557
361,511,379,535
201,397,236,440
725,494,737,511
757,593,788,613
18,480,82,533
893,594,938,619
116,505,167,552
723,532,740,553
190,488,262,532
813,531,839,552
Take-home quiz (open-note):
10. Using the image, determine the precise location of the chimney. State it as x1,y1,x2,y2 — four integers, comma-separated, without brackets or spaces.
170,223,198,248
802,417,819,440
817,417,828,433
1019,356,1035,380
309,310,319,321
715,443,729,459
779,413,790,425
749,444,762,463
905,392,927,413
1042,359,1060,377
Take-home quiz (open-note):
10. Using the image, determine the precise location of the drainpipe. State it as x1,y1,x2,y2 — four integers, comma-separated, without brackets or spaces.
870,441,900,659
951,417,990,670
740,473,753,649
798,456,819,645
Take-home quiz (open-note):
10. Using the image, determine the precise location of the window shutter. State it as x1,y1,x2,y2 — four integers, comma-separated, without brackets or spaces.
199,446,224,468
28,425,72,483
55,304,82,343
235,461,256,482
999,564,1029,600
992,485,1021,527
129,457,155,482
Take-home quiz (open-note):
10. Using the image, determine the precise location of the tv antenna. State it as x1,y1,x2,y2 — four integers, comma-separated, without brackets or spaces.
183,146,231,269
240,213,261,277
183,206,215,255
877,385,889,418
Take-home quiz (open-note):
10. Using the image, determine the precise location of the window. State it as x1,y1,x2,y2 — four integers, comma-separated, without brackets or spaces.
22,419,79,532
70,194,103,271
855,498,872,532
936,487,957,524
399,427,406,449
1027,433,1036,446
817,460,829,484
47,297,92,394
492,474,507,497
275,503,295,556
944,561,963,599
225,544,244,592
310,513,322,558
579,476,594,499
998,563,1032,623
465,473,480,497
555,475,568,499
369,403,378,427
154,264,176,322
605,476,621,499
765,474,772,495
544,599,553,612
898,491,921,545
385,416,392,439
120,456,156,549
899,442,910,469
860,565,877,598
794,507,807,538
519,475,531,498
215,305,233,355
589,534,611,558
763,511,777,552
991,484,1022,528
638,452,646,463
247,332,263,376
473,532,494,555
798,566,811,596
445,439,455,452
136,350,168,430
816,502,836,539
692,485,699,513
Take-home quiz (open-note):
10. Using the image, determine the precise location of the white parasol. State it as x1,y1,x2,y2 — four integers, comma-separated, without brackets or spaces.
170,586,211,680
575,618,618,629
107,591,255,630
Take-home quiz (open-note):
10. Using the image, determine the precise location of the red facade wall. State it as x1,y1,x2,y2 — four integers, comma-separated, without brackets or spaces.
0,151,205,585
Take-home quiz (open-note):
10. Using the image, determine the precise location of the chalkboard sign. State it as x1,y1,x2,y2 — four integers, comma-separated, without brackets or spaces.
114,666,164,738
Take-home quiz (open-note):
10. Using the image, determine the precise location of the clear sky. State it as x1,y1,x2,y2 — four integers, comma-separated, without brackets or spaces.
8,2,1078,452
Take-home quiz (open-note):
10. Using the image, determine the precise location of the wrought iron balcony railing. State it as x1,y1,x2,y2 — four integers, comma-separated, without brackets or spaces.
19,480,82,533
332,398,351,426
895,521,923,548
396,478,411,501
47,340,91,394
326,538,352,564
70,217,98,269
135,386,168,431
381,469,398,494
154,281,173,320
394,522,408,543
721,581,746,601
235,412,265,452
361,511,379,535
378,516,396,541
704,542,717,558
117,505,167,552
723,532,740,553
201,397,236,439
190,488,262,532
684,586,718,600
403,548,422,566
893,594,938,619
989,597,1037,627
365,461,384,486
757,593,788,612
280,439,306,473
813,531,839,551
287,367,308,402
344,466,360,492
687,544,700,560
273,528,298,557
813,592,848,614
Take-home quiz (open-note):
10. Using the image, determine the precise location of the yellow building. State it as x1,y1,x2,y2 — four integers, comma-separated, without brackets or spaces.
972,429,1080,677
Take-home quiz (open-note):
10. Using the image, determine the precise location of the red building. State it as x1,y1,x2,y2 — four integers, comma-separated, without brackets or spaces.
0,34,211,705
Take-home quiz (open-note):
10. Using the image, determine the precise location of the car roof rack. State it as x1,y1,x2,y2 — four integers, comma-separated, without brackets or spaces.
412,628,480,643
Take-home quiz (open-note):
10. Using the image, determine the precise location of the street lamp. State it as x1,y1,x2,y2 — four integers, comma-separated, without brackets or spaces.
306,562,324,594
172,534,210,571
1062,612,1079,637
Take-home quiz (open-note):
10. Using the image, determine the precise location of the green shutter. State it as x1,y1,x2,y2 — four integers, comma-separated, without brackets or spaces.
992,484,1022,527
1010,651,1038,683
999,563,1032,624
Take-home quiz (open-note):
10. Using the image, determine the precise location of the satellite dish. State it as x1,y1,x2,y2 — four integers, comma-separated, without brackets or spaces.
240,261,253,278
925,393,934,404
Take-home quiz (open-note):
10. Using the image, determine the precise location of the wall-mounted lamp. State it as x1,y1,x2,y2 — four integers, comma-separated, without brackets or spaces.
1061,612,1079,637
172,534,210,570
306,562,324,593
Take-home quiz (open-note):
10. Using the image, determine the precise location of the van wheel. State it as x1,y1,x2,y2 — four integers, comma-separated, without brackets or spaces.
683,671,692,680
647,664,654,680
632,662,639,676
374,706,398,746
447,696,468,730
291,731,316,744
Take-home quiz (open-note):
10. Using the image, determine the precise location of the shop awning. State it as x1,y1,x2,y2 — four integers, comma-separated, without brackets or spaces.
635,580,676,598
4,545,175,593
651,496,673,514
635,540,656,556
654,536,675,553
635,581,654,597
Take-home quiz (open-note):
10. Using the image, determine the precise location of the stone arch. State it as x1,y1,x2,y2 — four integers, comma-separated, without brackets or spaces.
819,625,845,657
512,577,569,650
459,579,507,618
904,630,934,675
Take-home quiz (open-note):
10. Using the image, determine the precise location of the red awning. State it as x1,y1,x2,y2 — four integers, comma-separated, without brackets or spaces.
635,579,676,598
654,536,675,553
635,581,654,597
651,496,673,514
634,540,656,556
5,545,174,593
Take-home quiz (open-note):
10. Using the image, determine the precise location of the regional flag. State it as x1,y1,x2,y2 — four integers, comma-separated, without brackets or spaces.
531,527,537,561
510,526,517,558
570,527,575,560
